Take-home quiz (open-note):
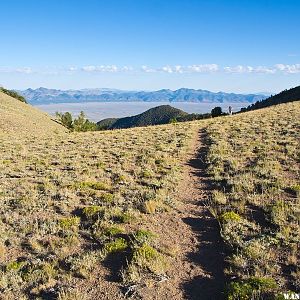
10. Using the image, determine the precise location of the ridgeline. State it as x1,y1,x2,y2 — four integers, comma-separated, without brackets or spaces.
241,85,300,111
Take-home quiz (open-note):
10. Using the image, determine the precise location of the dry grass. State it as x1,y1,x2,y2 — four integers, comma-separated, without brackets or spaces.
0,91,66,136
1,92,299,299
205,101,300,298
0,107,198,298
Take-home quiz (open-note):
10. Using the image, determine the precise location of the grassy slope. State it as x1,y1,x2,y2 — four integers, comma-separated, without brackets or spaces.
0,120,198,298
0,98,299,299
205,101,300,298
0,91,66,136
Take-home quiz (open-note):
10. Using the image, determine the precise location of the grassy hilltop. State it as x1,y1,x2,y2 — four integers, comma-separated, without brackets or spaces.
97,104,212,130
0,90,299,299
97,105,188,129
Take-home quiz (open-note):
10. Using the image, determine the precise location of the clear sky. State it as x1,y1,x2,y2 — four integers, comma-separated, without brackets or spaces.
0,0,300,93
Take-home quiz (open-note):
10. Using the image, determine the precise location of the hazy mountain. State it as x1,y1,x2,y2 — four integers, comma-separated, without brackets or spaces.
18,87,267,104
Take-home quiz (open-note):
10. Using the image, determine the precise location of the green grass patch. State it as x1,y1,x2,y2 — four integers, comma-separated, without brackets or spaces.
104,238,128,254
74,181,111,191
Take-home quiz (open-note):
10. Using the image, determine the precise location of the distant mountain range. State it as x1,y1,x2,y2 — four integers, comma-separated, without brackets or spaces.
18,87,267,104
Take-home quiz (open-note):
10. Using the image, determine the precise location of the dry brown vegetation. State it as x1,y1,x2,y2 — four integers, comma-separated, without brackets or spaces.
0,94,198,299
1,90,299,299
0,91,66,136
205,102,300,299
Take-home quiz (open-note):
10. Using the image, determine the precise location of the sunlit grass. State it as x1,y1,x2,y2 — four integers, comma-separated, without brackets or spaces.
205,101,300,298
0,121,198,298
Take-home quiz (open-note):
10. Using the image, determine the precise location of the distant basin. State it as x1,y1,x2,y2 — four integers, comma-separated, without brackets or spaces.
34,101,250,122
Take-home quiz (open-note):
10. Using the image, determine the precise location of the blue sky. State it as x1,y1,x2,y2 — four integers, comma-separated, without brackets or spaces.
0,0,300,93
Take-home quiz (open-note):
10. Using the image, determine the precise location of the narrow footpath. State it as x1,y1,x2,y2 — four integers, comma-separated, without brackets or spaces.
135,129,226,300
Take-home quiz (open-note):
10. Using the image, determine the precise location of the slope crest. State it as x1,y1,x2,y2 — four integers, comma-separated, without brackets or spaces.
0,91,66,136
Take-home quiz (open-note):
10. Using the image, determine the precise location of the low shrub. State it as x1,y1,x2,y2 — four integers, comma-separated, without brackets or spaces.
227,277,278,300
219,211,242,223
82,206,105,219
74,181,111,191
104,238,128,254
59,217,80,231
134,229,157,244
132,243,168,274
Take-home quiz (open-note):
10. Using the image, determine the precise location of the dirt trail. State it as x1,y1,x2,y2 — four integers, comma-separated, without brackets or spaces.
132,129,226,300
77,128,225,300
177,129,225,299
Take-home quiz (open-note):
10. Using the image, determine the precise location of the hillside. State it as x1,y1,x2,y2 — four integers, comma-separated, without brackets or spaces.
0,91,66,136
19,87,266,104
0,113,198,299
0,98,299,299
97,105,188,129
205,101,300,298
241,85,300,111
0,87,27,103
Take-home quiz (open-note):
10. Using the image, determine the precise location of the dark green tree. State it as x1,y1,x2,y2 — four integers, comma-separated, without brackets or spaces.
73,111,86,131
72,111,97,132
169,117,178,124
56,112,73,129
56,111,97,131
211,106,223,117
